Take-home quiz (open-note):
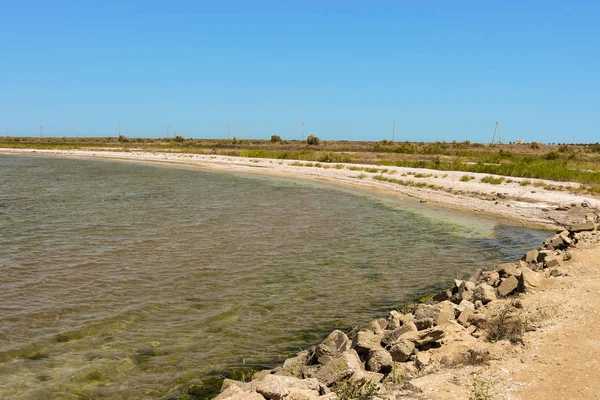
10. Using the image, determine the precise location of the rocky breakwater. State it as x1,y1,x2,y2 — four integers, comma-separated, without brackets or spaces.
214,218,600,400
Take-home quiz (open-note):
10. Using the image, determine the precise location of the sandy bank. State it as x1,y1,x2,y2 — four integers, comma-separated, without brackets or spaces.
2,147,599,229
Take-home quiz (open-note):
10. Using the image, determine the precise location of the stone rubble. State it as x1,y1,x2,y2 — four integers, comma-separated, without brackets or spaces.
213,221,598,400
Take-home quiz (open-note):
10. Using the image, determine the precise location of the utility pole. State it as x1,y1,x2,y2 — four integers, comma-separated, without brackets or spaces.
228,121,230,139
40,125,43,138
392,121,396,142
301,122,304,141
166,123,170,138
118,123,121,136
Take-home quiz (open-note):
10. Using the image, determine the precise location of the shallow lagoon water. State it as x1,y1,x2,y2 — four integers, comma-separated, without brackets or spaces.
0,155,549,398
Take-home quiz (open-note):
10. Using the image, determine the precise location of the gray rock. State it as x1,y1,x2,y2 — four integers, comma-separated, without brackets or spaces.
381,322,417,347
546,257,561,268
497,275,519,297
537,250,554,262
352,331,382,357
388,339,415,362
253,375,291,400
431,289,452,302
457,307,473,327
366,348,393,374
408,327,445,348
480,270,500,286
215,385,266,400
519,267,541,292
414,318,434,330
569,222,595,232
524,250,539,263
414,351,432,370
310,331,351,365
285,389,321,400
280,352,309,378
456,300,475,314
434,301,456,325
314,350,365,386
550,268,569,277
547,235,564,250
414,304,439,321
221,379,252,393
559,234,572,246
496,262,521,278
473,283,496,304
459,281,476,293
252,370,274,381
467,313,488,326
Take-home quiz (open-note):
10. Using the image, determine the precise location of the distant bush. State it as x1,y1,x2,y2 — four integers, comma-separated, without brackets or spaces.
270,135,282,143
558,144,572,153
589,143,600,153
118,134,128,142
545,151,560,160
174,135,184,142
530,141,542,149
460,175,475,182
306,135,321,145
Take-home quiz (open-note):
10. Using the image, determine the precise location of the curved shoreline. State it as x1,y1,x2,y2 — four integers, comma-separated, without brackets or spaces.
4,147,600,399
2,147,599,230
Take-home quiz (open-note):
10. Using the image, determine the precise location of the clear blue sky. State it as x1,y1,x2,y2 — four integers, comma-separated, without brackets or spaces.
1,1,599,143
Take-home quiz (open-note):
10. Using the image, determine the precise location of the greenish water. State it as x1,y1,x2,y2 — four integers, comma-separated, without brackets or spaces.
0,155,549,398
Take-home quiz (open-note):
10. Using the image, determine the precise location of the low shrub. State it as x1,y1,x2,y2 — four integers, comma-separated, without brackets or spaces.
484,305,525,344
334,379,378,400
306,135,321,145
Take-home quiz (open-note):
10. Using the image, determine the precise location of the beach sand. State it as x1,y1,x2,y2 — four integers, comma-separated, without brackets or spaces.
2,147,598,229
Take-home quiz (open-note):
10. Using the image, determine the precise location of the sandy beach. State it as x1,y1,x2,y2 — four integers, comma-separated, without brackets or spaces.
2,147,599,229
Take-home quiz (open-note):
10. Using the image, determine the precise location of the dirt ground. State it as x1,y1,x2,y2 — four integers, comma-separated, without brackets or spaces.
398,240,600,400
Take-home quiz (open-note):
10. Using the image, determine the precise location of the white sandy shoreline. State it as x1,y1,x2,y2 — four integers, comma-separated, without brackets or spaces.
2,147,599,229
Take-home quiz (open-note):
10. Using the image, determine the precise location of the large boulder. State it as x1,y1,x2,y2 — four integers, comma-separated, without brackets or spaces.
546,257,561,268
496,262,521,278
480,270,500,286
215,385,266,400
366,348,393,374
524,250,539,263
473,283,496,304
519,267,541,292
497,275,519,297
457,307,474,327
314,349,365,386
309,331,351,365
352,331,382,357
381,322,418,347
402,327,445,349
388,339,415,362
458,281,476,302
253,375,291,400
569,222,595,232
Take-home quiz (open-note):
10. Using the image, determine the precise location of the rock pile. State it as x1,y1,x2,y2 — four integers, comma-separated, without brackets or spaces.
213,222,598,400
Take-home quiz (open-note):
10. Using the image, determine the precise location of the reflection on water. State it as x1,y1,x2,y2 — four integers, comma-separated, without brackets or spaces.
0,155,549,398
